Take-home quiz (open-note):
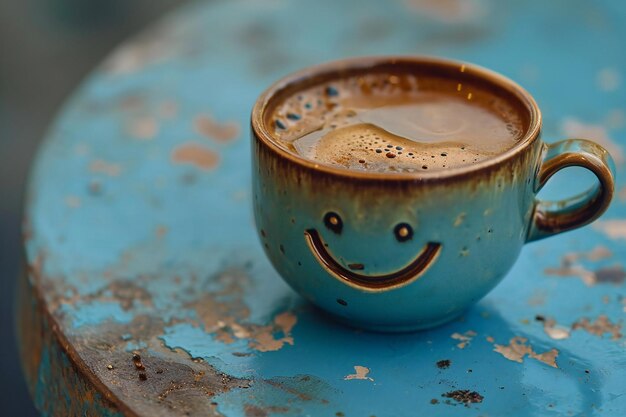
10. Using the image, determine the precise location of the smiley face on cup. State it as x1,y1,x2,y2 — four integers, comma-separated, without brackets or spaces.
251,56,615,332
303,211,442,290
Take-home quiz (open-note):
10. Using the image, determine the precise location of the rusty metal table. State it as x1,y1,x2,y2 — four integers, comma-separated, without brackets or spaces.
19,0,626,416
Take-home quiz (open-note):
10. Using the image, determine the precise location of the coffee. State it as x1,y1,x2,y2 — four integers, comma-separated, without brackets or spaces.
270,72,525,172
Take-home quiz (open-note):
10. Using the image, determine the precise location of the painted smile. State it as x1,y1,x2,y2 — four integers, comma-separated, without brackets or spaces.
304,229,442,291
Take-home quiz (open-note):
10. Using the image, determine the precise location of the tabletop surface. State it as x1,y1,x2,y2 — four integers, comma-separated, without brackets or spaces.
21,0,626,416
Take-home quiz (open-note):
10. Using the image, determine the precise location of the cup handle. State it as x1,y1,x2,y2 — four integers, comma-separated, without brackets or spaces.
526,139,616,242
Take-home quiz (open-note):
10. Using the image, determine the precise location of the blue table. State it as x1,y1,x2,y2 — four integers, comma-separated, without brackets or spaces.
19,0,626,415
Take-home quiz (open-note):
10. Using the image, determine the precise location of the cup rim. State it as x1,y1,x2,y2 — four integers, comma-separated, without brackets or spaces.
251,55,542,181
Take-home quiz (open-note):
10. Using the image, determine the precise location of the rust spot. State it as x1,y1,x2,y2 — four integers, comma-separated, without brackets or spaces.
436,359,451,369
347,263,364,270
442,390,484,406
90,159,122,176
195,114,240,142
492,337,558,368
132,353,146,370
172,143,219,170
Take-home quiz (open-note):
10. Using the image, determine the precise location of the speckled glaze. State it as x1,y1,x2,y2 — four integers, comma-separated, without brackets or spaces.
252,57,615,331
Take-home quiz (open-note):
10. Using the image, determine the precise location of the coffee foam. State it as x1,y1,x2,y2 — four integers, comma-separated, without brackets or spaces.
270,72,526,172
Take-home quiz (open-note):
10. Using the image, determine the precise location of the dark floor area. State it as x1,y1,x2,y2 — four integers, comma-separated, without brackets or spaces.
0,1,188,414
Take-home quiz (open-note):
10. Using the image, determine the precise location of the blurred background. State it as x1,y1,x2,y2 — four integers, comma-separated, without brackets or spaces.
0,1,187,414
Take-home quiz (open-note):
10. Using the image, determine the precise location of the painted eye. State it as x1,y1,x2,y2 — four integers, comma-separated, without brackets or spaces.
394,223,413,242
324,212,343,234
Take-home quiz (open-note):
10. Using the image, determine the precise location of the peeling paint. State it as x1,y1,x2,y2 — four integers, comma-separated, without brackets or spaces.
194,115,240,142
171,143,219,170
453,212,466,227
344,366,374,381
248,312,297,352
451,330,476,349
191,269,297,352
572,315,622,340
493,337,558,368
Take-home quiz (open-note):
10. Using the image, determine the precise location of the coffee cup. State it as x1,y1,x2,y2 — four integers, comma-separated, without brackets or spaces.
251,56,615,331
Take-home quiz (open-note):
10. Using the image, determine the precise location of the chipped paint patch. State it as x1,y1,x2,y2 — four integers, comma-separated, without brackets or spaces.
344,366,374,381
191,269,297,352
90,159,122,176
451,330,476,349
172,143,219,170
249,312,298,352
572,315,622,340
195,114,240,142
597,67,621,92
127,116,159,140
594,220,626,240
493,337,558,368
561,117,624,164
544,246,624,286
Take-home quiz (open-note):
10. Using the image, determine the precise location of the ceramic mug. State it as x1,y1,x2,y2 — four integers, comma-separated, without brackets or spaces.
251,56,615,332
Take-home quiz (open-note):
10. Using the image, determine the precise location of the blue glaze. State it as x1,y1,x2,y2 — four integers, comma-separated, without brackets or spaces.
24,0,626,415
